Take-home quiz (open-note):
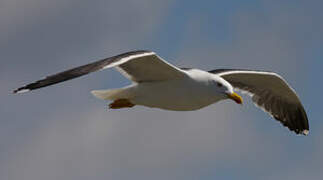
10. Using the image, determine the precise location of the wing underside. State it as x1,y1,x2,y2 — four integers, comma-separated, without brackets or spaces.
209,69,309,135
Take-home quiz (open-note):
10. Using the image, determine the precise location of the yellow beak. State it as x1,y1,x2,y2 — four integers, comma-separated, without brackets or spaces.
227,92,243,104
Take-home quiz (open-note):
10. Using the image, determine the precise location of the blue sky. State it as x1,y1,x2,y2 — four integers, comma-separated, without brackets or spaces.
1,0,322,180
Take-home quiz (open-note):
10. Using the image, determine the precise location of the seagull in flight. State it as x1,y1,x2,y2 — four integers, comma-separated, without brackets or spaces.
14,50,309,135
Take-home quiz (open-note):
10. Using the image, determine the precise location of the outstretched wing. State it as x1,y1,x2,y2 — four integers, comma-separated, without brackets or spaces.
14,50,187,93
209,69,309,135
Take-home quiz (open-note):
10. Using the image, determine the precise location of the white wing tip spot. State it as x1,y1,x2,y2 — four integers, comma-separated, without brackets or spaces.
302,130,309,136
13,89,30,94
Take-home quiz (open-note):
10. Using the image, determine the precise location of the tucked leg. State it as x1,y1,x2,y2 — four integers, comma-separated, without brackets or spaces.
109,99,135,109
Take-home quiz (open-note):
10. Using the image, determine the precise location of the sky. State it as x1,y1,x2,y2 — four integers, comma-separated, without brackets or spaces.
1,0,323,179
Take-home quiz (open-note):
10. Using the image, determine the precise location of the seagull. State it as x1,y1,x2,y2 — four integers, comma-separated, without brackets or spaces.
13,50,309,135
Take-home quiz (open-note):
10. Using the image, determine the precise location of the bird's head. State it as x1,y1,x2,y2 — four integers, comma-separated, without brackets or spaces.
212,77,243,105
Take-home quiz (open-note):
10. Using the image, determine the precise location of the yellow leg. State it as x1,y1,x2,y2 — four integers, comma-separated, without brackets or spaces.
109,99,135,109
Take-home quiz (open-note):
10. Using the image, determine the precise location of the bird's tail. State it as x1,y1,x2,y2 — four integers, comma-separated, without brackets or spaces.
91,89,124,100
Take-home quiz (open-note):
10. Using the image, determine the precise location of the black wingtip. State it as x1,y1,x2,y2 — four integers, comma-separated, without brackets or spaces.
12,87,30,94
291,127,309,136
13,88,19,94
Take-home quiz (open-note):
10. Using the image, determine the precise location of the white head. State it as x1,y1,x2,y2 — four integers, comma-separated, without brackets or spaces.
211,76,243,104
187,69,243,104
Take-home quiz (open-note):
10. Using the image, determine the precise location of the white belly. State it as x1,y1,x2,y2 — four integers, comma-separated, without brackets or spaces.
127,79,222,111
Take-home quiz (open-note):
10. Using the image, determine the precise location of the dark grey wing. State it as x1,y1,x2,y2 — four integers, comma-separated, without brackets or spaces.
209,69,309,135
13,50,186,93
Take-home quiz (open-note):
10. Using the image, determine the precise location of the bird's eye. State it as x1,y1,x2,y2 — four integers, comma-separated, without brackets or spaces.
217,82,223,87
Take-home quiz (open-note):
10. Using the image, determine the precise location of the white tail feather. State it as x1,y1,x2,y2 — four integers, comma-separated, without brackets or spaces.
91,89,123,100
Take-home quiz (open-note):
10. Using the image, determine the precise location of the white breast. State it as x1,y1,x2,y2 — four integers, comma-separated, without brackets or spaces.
129,70,223,111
